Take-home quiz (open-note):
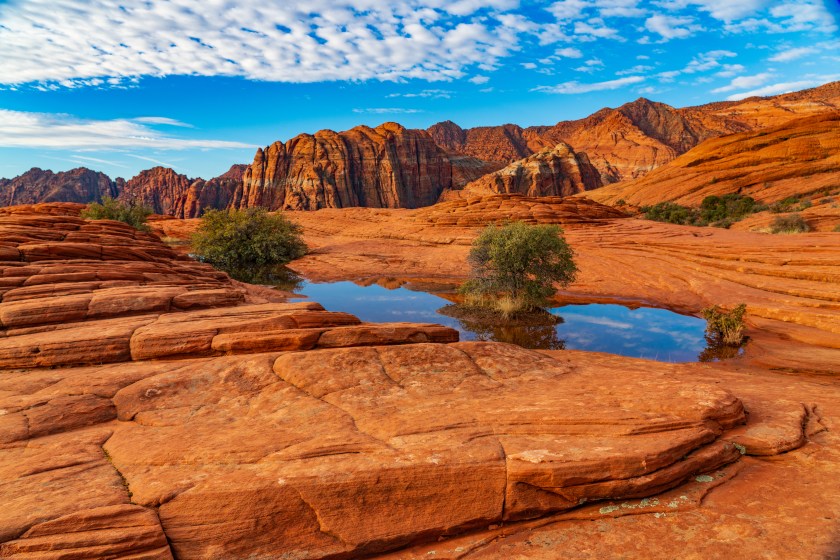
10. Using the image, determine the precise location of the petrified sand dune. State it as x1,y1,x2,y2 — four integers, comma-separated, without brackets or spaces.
585,112,840,207
2,203,834,558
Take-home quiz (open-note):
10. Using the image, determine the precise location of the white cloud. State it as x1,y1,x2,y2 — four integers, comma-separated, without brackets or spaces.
0,109,253,150
0,0,524,86
127,154,178,169
657,0,770,22
657,50,737,81
712,72,773,93
723,76,840,100
616,65,654,76
132,117,194,127
534,75,645,94
469,75,490,84
386,89,453,98
714,64,745,78
70,155,130,168
352,108,423,114
645,14,704,40
546,0,590,20
555,47,584,58
769,47,818,62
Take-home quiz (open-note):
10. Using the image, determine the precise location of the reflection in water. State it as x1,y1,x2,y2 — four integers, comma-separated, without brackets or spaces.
438,305,566,350
288,280,718,362
698,335,747,362
221,264,304,292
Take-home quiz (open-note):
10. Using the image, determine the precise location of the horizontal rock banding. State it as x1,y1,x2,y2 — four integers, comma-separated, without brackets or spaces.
0,203,828,559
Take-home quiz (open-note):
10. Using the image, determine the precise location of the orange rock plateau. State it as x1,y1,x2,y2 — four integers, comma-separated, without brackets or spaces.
3,195,838,558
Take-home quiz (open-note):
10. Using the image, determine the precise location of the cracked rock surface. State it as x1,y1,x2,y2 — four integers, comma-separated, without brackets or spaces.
1,203,837,559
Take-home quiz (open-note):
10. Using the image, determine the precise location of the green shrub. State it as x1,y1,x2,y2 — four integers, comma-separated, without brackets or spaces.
642,202,700,225
81,196,152,232
769,195,801,213
460,222,577,316
770,213,811,234
192,208,307,269
699,194,766,226
702,304,747,347
615,199,627,207
832,224,840,233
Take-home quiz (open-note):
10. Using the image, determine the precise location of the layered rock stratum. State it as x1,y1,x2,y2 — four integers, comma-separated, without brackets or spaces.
0,168,119,206
3,202,839,558
236,123,454,210
4,81,839,216
585,112,840,207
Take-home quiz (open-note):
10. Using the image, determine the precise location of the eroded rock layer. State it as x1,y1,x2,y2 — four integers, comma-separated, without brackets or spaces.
450,143,603,200
0,168,119,206
585,112,840,207
237,123,455,210
1,203,829,559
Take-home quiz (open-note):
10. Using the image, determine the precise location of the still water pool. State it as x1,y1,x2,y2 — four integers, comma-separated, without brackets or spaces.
292,280,710,362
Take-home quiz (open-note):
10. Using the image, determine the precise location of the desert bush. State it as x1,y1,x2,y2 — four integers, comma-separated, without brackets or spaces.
642,202,700,225
701,304,747,347
81,196,152,232
460,222,577,316
769,195,801,213
192,208,307,269
799,200,813,211
699,194,766,226
615,199,627,207
833,224,840,232
770,213,811,234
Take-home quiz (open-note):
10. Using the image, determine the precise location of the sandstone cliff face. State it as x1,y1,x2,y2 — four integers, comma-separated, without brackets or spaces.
585,112,840,208
179,165,246,218
238,123,454,210
431,81,840,184
454,142,602,199
118,167,192,217
427,121,548,164
0,167,118,206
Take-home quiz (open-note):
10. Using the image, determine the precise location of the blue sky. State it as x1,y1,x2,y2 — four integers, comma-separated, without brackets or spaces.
1,0,838,180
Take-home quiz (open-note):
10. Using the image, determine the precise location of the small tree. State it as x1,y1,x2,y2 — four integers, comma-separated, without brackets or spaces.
461,222,577,316
81,196,152,232
192,208,307,269
701,304,747,346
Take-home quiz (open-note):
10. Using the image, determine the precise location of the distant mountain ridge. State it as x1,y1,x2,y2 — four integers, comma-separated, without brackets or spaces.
2,81,839,215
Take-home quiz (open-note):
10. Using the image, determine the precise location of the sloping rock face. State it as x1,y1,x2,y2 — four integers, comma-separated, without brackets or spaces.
453,143,602,199
237,123,454,210
0,167,118,206
177,164,246,218
415,193,626,227
118,166,193,217
585,112,840,207
427,121,548,164
2,202,824,559
430,80,840,184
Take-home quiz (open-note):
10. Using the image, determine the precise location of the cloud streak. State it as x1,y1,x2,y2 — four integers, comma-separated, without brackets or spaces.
533,75,644,94
0,110,254,150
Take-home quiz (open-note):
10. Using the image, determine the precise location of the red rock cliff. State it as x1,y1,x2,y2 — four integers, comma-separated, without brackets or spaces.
0,167,118,206
237,123,455,210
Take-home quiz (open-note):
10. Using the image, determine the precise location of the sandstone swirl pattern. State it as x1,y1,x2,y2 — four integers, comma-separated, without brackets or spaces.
0,203,828,559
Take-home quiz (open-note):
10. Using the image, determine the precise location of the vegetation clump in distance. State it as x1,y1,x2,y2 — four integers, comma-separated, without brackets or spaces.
459,221,577,317
192,208,307,270
81,196,152,232
641,194,766,228
770,213,811,234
